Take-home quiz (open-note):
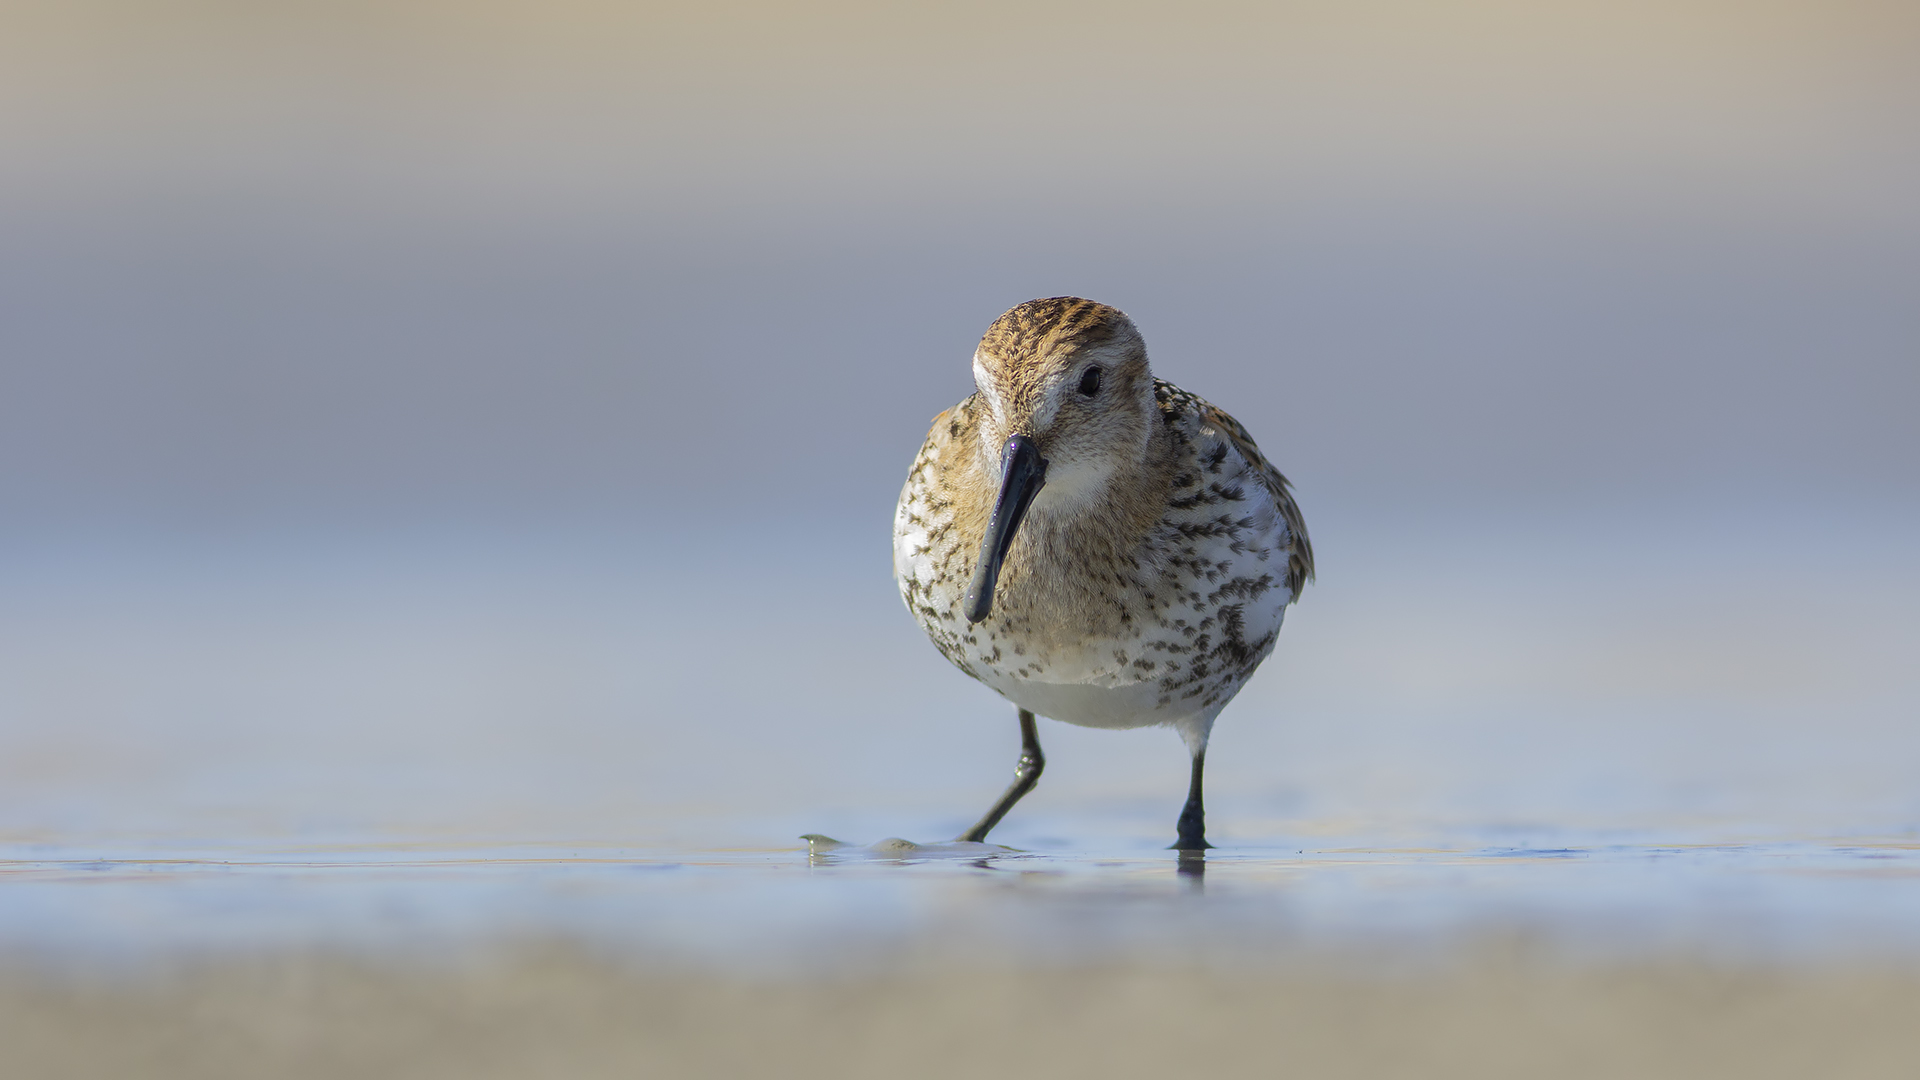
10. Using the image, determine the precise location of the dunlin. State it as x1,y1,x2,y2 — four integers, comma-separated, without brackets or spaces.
893,297,1312,850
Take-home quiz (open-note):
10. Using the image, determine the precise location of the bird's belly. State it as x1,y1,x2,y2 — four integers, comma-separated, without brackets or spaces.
974,670,1176,730
957,590,1288,731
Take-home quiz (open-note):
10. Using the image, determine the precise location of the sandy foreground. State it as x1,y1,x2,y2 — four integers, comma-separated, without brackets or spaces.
6,944,1920,1080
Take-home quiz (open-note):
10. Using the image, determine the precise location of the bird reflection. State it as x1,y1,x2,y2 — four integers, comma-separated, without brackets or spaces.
1177,848,1206,888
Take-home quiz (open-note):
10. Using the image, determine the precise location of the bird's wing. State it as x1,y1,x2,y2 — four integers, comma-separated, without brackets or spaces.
1155,379,1314,600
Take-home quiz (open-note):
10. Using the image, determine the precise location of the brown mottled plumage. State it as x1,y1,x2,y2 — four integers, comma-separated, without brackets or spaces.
893,298,1312,848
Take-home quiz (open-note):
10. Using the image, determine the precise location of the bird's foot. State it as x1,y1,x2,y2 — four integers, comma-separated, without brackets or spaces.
802,835,1016,859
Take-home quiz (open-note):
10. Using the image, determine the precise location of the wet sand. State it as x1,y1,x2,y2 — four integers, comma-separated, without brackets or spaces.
8,945,1920,1080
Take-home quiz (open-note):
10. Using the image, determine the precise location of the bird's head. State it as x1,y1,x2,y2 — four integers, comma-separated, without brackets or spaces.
963,297,1156,623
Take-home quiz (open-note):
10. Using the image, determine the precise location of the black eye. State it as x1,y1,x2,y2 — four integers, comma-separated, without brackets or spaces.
1077,367,1103,397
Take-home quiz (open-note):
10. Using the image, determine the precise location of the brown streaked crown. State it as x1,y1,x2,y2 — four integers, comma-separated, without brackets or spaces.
977,297,1142,367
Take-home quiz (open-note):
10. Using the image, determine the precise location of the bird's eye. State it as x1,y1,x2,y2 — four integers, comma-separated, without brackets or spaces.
1077,367,1103,397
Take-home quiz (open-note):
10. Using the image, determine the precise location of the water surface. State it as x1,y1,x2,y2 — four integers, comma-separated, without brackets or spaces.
4,503,1918,972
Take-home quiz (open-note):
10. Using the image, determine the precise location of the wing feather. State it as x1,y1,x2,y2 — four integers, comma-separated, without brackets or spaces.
1154,379,1314,601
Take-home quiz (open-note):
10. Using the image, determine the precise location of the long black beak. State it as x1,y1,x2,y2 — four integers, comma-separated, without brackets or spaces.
963,434,1048,625
960,430,1052,618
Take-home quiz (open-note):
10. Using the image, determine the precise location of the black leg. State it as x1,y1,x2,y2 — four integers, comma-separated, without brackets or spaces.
1172,747,1212,850
957,709,1045,842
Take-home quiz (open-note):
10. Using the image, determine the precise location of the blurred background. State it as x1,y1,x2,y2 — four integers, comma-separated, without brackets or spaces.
1,0,1918,936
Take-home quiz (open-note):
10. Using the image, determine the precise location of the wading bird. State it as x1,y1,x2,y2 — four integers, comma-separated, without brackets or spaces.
893,297,1312,849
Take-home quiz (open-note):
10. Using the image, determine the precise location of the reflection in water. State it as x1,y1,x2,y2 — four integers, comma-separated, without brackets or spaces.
7,833,1920,969
1177,849,1206,887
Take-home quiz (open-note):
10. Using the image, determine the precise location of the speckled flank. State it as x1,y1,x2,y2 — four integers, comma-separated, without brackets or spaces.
893,298,1311,751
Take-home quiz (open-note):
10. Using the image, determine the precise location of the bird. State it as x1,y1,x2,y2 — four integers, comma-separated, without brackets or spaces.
892,297,1312,850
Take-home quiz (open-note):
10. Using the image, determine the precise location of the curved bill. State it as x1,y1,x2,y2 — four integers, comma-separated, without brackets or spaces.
963,434,1048,625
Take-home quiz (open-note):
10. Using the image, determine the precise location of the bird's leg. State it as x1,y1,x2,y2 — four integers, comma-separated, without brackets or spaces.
957,709,1045,843
1173,747,1212,850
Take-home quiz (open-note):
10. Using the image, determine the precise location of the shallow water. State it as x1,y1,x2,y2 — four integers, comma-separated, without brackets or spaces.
6,828,1920,973
4,501,1919,973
